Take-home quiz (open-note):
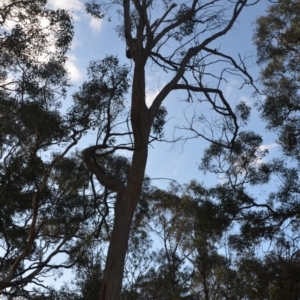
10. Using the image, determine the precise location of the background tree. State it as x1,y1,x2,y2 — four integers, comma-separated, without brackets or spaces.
0,1,130,297
118,182,245,300
0,0,78,295
219,0,300,247
194,1,300,298
254,0,300,158
251,0,300,234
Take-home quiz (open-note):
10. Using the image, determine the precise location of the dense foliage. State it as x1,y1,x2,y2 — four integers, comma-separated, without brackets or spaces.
0,0,130,297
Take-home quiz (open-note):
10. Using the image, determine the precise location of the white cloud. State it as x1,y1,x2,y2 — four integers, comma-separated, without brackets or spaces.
47,0,83,21
239,95,253,107
145,89,160,108
246,143,278,167
3,19,16,30
65,55,82,82
48,0,83,11
38,44,56,63
39,17,50,28
259,143,278,152
89,17,103,32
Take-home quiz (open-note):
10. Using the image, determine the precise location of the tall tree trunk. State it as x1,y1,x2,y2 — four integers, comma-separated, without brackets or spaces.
98,193,135,299
99,62,150,300
99,148,148,300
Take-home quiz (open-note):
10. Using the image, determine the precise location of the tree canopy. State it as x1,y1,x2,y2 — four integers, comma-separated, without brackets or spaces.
1,0,300,300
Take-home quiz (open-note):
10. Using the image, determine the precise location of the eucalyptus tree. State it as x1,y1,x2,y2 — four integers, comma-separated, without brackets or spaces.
0,1,130,298
236,234,300,300
209,0,300,245
82,1,259,298
251,0,300,238
194,0,300,292
0,0,76,295
254,0,300,158
138,182,243,300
